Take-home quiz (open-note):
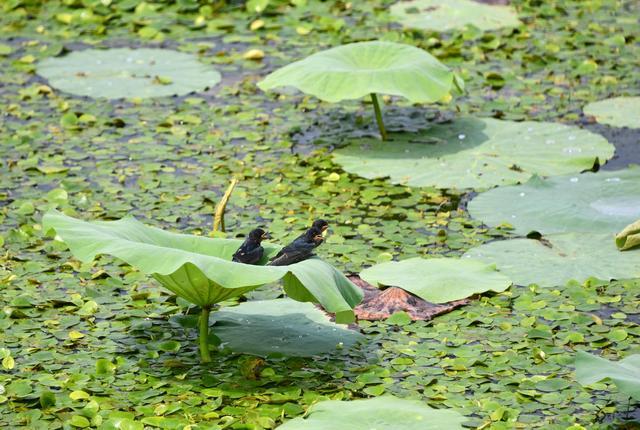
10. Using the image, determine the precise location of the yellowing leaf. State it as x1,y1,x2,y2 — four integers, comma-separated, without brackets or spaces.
69,330,85,340
243,49,265,61
70,390,90,400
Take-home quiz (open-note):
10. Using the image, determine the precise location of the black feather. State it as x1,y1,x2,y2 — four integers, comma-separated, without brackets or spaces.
232,228,266,265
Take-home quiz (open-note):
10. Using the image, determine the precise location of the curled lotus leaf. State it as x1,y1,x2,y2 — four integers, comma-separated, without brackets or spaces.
258,41,463,104
42,210,362,323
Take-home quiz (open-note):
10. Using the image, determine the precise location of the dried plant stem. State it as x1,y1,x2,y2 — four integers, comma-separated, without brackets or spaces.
213,178,238,233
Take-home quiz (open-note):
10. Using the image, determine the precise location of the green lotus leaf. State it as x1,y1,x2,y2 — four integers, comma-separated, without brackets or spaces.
390,0,522,32
333,117,614,189
575,351,640,401
464,233,640,288
213,298,364,357
37,48,221,99
42,210,363,362
468,168,640,235
360,257,512,303
258,41,461,104
277,396,467,429
258,41,462,140
583,97,640,128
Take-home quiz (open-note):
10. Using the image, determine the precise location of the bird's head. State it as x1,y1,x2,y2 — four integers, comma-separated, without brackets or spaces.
312,219,329,235
306,227,324,244
248,228,269,242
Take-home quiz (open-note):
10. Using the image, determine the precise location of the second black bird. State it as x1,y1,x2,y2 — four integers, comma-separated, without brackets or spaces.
268,226,325,266
232,228,269,265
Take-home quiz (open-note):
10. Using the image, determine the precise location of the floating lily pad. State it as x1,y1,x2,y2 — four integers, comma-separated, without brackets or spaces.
464,233,640,287
42,210,362,322
390,0,522,32
333,117,613,189
583,97,640,128
214,299,363,357
360,257,511,303
258,41,463,104
468,168,640,235
575,351,640,401
37,48,221,99
277,396,467,429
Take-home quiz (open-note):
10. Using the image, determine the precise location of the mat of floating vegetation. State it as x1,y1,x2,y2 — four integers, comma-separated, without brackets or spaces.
350,276,469,321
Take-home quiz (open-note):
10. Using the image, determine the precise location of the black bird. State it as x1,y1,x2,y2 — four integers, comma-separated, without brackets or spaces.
269,226,325,266
232,228,269,265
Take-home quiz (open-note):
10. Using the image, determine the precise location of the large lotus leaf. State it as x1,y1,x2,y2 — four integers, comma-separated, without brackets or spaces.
464,233,640,288
575,351,640,401
258,41,462,104
359,257,511,303
42,211,362,322
583,97,640,128
277,396,467,430
37,48,221,99
390,0,522,32
468,168,640,235
213,299,364,357
332,117,613,189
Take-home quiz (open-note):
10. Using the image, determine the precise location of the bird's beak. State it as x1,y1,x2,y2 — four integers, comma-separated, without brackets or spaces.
321,225,329,236
262,232,271,240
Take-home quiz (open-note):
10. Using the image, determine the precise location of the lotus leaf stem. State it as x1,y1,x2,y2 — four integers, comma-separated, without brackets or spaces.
213,177,238,233
370,93,387,141
199,305,212,363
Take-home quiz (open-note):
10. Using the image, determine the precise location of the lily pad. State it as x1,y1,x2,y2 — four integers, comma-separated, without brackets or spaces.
258,41,462,104
390,0,522,32
468,168,640,235
583,97,640,128
214,299,363,357
575,351,640,401
332,117,613,189
42,210,362,322
277,396,467,429
360,257,512,303
37,48,221,99
464,233,640,287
